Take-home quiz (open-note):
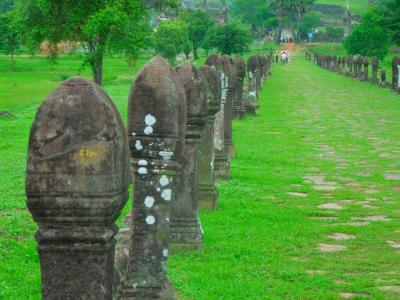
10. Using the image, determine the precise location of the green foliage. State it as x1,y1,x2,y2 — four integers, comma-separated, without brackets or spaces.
205,23,253,55
288,0,315,43
375,0,400,46
344,9,389,60
0,10,21,69
231,0,274,29
300,11,321,35
324,26,343,42
153,20,189,65
18,0,148,84
180,10,214,59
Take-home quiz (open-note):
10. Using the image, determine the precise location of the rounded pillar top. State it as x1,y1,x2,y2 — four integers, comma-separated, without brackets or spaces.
128,56,186,141
176,61,207,121
199,65,221,115
26,77,129,222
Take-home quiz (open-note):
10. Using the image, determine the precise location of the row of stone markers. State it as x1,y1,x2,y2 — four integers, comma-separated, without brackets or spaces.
25,52,272,300
306,51,400,93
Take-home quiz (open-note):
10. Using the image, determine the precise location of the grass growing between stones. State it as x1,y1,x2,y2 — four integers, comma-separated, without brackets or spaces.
1,49,399,299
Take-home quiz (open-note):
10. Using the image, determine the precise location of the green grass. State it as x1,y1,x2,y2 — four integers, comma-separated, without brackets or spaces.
315,0,369,14
1,48,400,299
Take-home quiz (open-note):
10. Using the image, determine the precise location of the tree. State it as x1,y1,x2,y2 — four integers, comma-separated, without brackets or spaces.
231,0,273,35
344,9,389,60
375,0,400,46
153,20,190,65
205,23,253,55
180,10,215,60
268,0,289,43
0,10,21,71
19,0,148,85
299,11,320,37
288,0,314,43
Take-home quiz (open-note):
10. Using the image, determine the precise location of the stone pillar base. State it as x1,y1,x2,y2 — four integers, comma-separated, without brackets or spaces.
120,281,175,300
214,152,230,179
232,107,246,119
198,183,218,210
169,218,204,252
225,141,235,159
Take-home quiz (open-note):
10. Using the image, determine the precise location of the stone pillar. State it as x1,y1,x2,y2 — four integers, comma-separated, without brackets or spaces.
259,55,267,85
392,56,400,92
169,61,207,251
197,65,221,210
26,77,130,300
246,55,260,113
221,55,236,159
354,55,362,79
371,56,379,83
347,56,353,76
380,69,388,88
205,54,230,180
232,56,246,119
121,56,185,299
362,56,369,81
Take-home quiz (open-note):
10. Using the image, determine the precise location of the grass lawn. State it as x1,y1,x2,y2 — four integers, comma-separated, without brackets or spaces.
315,0,369,15
1,47,400,299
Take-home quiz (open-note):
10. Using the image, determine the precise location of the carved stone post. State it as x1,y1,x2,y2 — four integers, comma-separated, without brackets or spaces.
121,56,185,299
26,77,130,300
169,61,207,251
362,56,369,81
198,65,221,210
392,56,400,93
246,55,260,113
205,55,230,179
380,69,388,88
221,55,236,159
371,56,379,83
347,56,353,77
232,56,246,119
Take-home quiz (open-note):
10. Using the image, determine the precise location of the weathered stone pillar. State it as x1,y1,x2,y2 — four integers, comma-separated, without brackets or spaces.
169,61,207,251
380,69,389,88
354,55,362,79
246,55,260,113
26,77,130,300
221,55,236,159
259,55,267,85
347,56,353,77
371,56,379,83
362,56,369,81
121,56,185,299
232,56,246,119
392,56,400,92
197,65,221,210
205,54,230,179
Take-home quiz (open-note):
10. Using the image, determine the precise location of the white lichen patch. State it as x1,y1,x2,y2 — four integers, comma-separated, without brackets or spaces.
144,126,153,135
161,189,172,201
159,151,173,160
146,215,155,225
135,140,143,151
144,196,155,208
138,159,148,166
159,175,169,187
163,248,169,257
145,114,157,126
131,132,136,136
138,167,148,175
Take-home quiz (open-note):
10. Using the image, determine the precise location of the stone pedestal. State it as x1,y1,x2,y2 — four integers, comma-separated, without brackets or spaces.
121,56,185,299
26,77,130,300
170,61,207,251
